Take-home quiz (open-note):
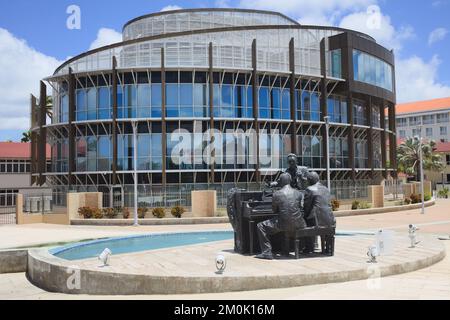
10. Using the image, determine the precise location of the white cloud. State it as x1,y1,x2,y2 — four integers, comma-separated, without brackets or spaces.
89,28,122,50
428,27,448,45
339,9,414,52
0,28,61,131
160,5,182,12
215,0,231,8
238,0,375,26
396,55,450,103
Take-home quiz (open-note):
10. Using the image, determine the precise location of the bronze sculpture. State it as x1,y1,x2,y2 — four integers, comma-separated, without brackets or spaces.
268,154,308,190
303,171,336,228
227,153,336,258
255,173,306,260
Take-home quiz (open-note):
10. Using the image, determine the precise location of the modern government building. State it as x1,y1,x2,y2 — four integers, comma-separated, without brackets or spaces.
30,8,398,207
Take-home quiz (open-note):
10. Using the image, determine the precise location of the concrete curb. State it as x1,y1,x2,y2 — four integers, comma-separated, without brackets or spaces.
71,216,229,226
0,249,28,274
70,200,436,225
26,236,446,295
334,200,435,217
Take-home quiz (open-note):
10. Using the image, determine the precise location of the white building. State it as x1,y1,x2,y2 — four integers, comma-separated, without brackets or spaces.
396,97,450,142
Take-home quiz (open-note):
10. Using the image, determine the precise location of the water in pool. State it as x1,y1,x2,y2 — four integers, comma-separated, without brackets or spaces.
50,231,234,261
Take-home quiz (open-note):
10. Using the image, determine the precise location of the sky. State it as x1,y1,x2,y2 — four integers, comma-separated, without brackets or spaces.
0,0,449,141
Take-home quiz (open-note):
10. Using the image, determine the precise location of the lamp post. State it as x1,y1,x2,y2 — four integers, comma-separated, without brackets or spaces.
418,125,425,215
132,120,139,226
324,116,331,190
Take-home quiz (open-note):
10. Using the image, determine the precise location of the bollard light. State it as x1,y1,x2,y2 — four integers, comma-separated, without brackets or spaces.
98,248,112,266
215,254,226,274
408,224,419,248
367,245,379,263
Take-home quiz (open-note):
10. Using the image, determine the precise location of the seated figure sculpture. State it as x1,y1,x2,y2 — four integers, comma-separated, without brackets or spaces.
303,171,336,253
256,173,306,260
303,171,336,227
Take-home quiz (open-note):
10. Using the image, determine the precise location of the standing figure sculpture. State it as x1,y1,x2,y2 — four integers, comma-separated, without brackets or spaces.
256,173,306,260
268,154,308,191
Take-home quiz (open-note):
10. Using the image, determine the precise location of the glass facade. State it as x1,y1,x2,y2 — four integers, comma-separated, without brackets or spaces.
329,49,342,78
39,9,396,202
353,99,367,126
327,95,348,123
353,49,393,91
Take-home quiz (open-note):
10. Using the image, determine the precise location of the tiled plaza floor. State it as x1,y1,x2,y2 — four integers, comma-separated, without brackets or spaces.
0,199,449,299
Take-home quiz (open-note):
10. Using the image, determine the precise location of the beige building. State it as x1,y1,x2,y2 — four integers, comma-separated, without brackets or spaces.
425,142,450,188
396,97,450,142
0,142,51,208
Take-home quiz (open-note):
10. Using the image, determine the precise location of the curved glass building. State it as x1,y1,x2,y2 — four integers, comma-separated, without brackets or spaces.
30,8,397,207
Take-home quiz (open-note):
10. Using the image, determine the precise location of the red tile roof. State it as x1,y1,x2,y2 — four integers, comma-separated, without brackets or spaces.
435,142,450,153
396,97,450,115
0,142,50,159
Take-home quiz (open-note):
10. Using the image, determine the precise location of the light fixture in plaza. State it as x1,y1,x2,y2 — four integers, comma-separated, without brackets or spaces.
324,116,331,191
215,254,227,274
408,224,419,248
132,120,139,227
417,126,425,215
99,248,112,266
367,244,379,263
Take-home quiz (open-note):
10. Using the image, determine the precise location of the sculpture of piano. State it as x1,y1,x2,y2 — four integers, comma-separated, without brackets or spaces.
227,189,283,254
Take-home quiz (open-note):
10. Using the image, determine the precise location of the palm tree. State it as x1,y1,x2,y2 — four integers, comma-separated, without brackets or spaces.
397,137,444,181
21,131,31,143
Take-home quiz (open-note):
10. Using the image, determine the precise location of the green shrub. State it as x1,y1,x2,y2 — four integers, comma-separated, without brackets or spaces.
93,208,104,219
331,199,340,211
171,205,186,218
102,208,117,219
358,201,371,209
122,207,130,219
438,187,449,198
78,207,94,219
351,200,360,210
410,194,420,204
404,197,412,205
152,207,165,219
137,207,148,219
424,193,432,202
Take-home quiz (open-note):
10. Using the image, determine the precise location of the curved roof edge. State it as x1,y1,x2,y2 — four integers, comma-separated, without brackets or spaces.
122,8,300,31
53,24,376,76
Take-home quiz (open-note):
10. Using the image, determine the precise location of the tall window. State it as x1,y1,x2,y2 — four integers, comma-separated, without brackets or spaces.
353,99,367,126
353,49,393,91
327,95,348,123
437,113,449,123
330,49,342,78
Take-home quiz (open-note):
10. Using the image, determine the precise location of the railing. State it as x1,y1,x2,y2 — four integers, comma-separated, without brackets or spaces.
22,194,53,214
0,193,16,225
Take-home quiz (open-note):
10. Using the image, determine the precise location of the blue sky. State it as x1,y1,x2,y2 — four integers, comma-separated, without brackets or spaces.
0,0,449,141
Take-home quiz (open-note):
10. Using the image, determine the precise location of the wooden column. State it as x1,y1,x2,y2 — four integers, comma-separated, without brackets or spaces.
252,39,260,183
320,39,329,175
30,95,38,185
289,38,297,155
161,48,167,188
112,57,118,185
367,96,374,178
347,93,355,180
38,81,47,186
209,42,215,184
379,103,388,179
388,103,397,178
68,68,76,189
